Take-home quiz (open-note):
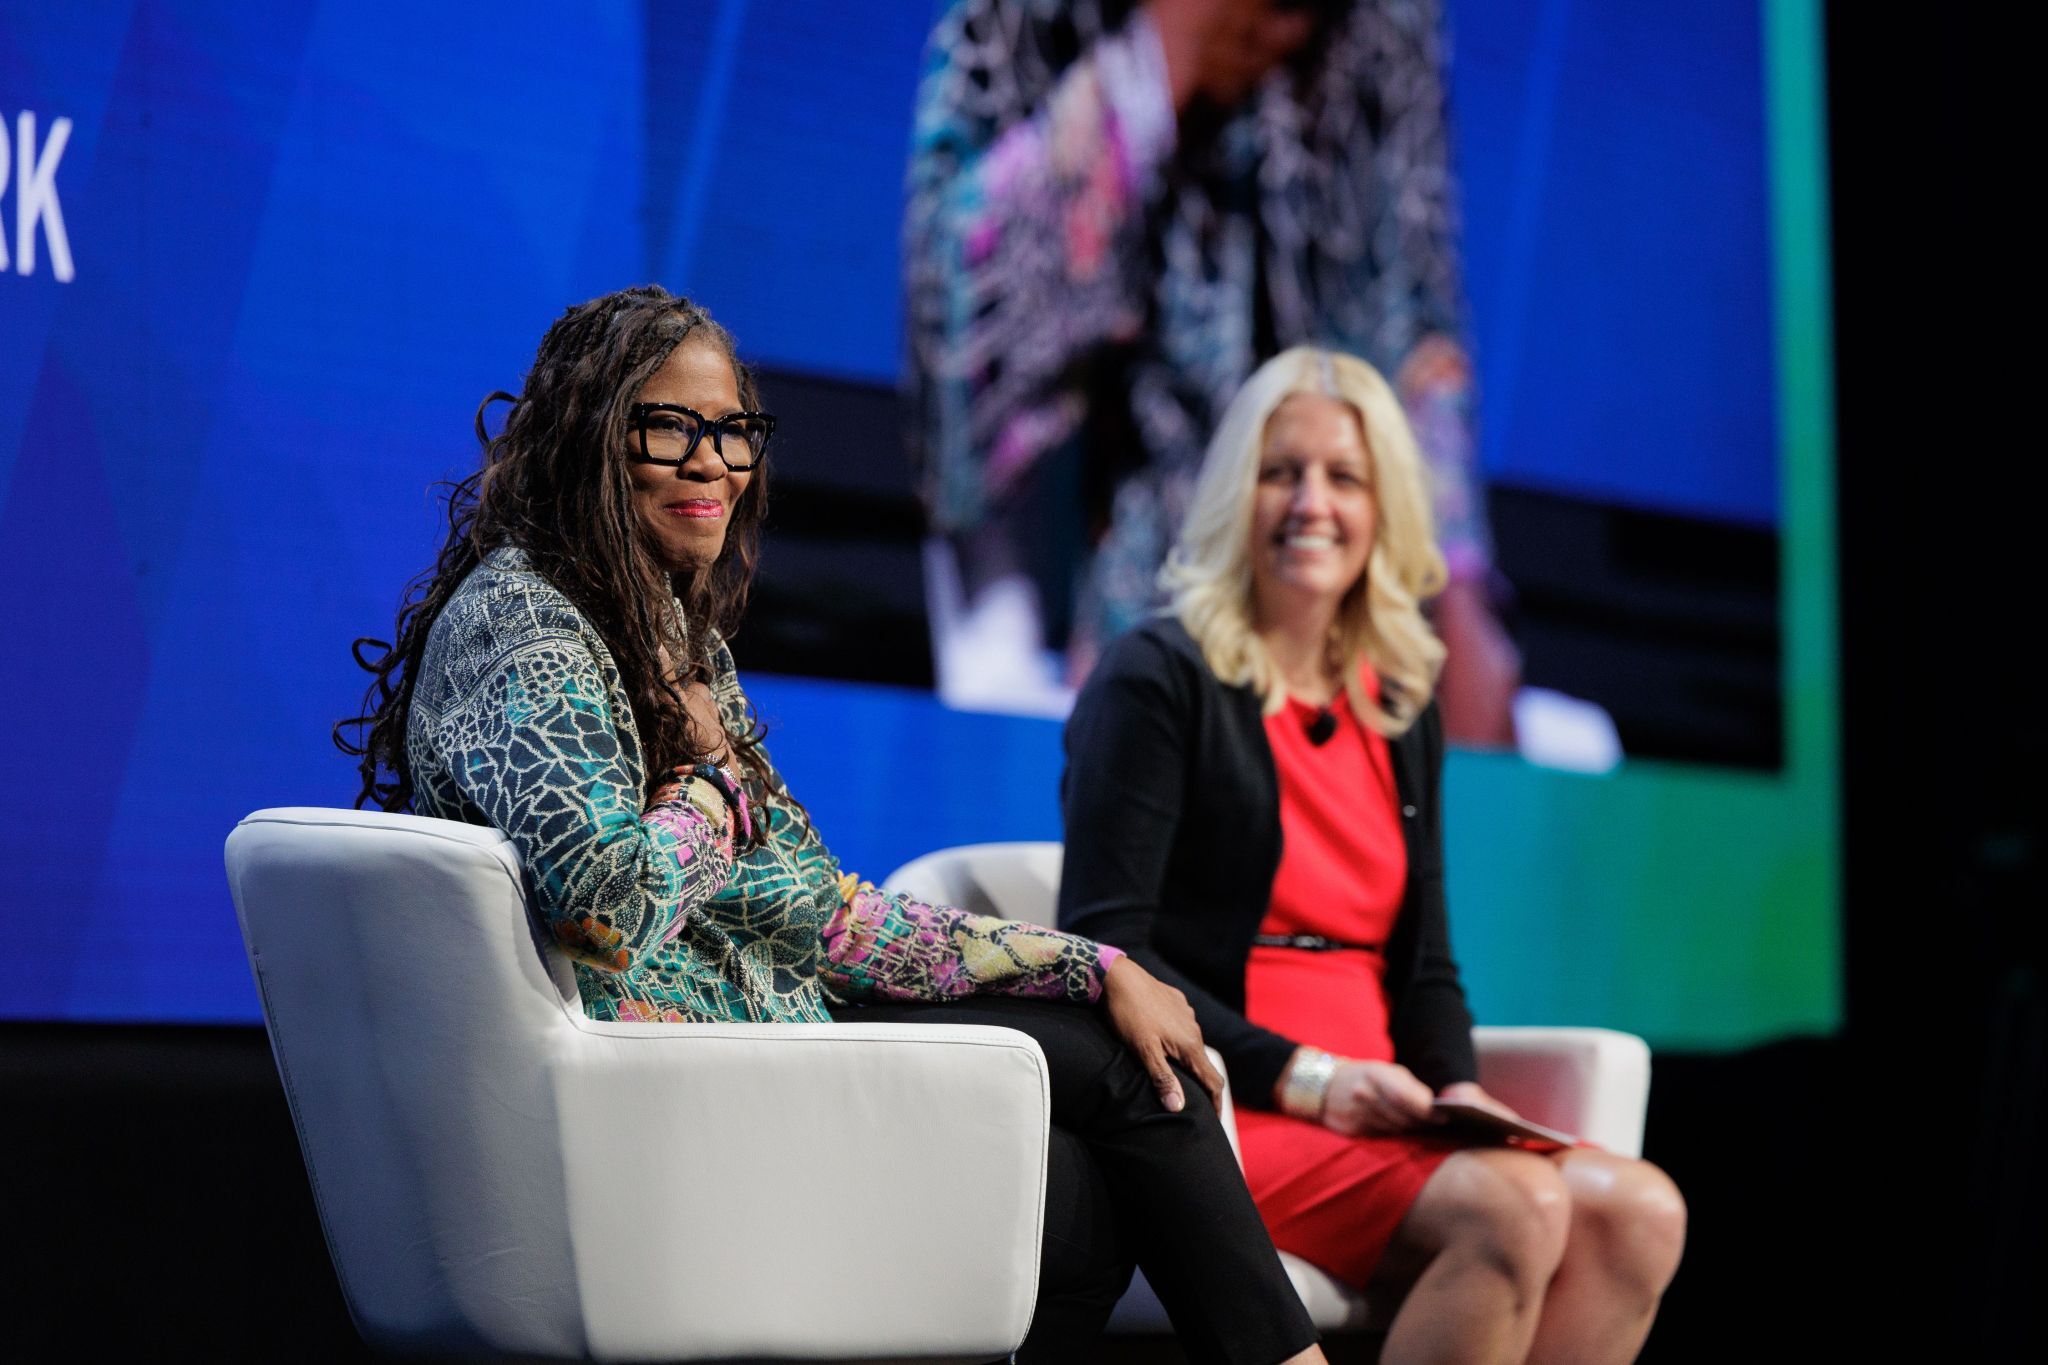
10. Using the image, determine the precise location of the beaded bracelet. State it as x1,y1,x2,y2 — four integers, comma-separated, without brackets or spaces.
668,770,730,832
1278,1047,1339,1121
684,761,754,848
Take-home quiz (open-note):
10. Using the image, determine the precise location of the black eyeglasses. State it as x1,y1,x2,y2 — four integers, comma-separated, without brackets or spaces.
629,402,775,473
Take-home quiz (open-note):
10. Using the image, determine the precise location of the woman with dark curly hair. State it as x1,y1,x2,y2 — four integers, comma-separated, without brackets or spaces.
338,285,1325,1363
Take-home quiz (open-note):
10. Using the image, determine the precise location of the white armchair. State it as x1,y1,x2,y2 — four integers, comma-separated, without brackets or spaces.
226,808,1050,1363
882,841,1653,1335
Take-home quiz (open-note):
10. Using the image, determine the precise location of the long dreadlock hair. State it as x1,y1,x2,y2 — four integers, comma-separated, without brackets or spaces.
336,285,772,813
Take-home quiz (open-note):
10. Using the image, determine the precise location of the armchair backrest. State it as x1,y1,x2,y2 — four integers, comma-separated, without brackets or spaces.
884,840,1655,1157
883,841,1064,924
225,807,589,1357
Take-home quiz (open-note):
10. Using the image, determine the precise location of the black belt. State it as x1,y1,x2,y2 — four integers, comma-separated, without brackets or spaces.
1252,933,1382,953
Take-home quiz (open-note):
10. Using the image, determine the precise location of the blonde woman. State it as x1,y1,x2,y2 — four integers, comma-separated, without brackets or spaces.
1058,347,1685,1364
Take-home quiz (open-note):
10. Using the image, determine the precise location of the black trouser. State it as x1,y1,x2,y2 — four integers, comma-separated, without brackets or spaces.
830,997,1319,1365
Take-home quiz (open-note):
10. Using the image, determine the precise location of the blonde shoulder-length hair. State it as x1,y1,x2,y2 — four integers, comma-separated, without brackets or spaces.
1161,346,1448,735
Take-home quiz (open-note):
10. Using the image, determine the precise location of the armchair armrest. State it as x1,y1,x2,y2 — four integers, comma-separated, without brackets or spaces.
553,1020,1050,1362
1472,1026,1651,1158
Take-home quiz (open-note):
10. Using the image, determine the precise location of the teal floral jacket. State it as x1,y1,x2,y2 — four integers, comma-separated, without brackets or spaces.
406,547,1120,1022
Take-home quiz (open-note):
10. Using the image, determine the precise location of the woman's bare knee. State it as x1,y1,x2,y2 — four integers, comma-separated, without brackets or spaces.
1557,1151,1688,1300
1403,1149,1571,1293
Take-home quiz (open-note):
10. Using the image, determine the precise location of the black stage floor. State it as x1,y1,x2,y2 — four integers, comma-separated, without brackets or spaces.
8,1021,2027,1361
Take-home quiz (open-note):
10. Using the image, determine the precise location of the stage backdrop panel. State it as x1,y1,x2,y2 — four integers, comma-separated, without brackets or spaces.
0,0,1836,1046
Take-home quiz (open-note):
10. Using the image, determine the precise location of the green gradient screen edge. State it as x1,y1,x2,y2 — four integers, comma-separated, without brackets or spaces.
1445,0,1837,1049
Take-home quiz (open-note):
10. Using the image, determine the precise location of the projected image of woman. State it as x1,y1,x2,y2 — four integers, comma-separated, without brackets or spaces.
339,286,1325,1363
1059,347,1687,1363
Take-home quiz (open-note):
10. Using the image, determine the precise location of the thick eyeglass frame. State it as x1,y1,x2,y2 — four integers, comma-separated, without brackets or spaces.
628,402,776,473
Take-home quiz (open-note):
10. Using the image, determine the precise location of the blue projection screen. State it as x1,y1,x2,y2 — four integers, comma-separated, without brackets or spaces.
0,0,1833,1042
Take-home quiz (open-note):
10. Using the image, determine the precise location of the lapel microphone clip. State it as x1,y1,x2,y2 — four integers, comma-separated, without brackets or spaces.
1306,708,1338,746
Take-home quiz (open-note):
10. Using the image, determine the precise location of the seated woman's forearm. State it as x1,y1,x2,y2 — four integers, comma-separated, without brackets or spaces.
533,789,737,974
908,8,1174,530
821,878,1122,1005
426,632,742,977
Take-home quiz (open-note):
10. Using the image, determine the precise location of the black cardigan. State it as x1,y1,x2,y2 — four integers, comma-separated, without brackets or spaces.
1058,616,1478,1108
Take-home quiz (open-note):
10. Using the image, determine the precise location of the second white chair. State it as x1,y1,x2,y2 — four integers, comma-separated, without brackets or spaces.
883,839,1653,1336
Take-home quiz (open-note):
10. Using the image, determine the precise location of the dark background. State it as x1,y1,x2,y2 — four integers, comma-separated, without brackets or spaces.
3,3,2038,1359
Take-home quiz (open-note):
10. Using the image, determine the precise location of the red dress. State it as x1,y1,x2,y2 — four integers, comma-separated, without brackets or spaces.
1235,675,1459,1288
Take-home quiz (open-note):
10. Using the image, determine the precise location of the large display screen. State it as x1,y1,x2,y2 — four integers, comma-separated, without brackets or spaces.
0,0,1835,1046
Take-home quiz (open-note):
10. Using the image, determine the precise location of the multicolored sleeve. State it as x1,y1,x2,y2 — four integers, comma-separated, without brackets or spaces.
821,874,1123,1006
437,637,736,973
905,5,1176,534
700,633,1121,1004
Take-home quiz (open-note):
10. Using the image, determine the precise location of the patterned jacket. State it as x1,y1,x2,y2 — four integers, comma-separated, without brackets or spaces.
906,0,1489,650
406,547,1120,1022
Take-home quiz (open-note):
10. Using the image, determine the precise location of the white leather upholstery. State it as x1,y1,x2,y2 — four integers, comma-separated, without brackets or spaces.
883,840,1655,1335
227,807,1050,1362
889,842,1064,926
1473,1025,1650,1159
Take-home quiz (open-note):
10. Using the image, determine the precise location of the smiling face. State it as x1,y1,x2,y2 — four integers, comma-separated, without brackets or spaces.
627,338,752,575
1249,392,1377,619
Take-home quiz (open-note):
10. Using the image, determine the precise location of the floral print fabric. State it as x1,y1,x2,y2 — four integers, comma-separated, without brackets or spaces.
406,547,1118,1022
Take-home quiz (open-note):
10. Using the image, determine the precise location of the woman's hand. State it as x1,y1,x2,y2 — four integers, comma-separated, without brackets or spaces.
1102,956,1226,1114
680,680,731,767
1320,1059,1436,1136
1432,577,1521,748
657,642,732,767
1436,1080,1522,1122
